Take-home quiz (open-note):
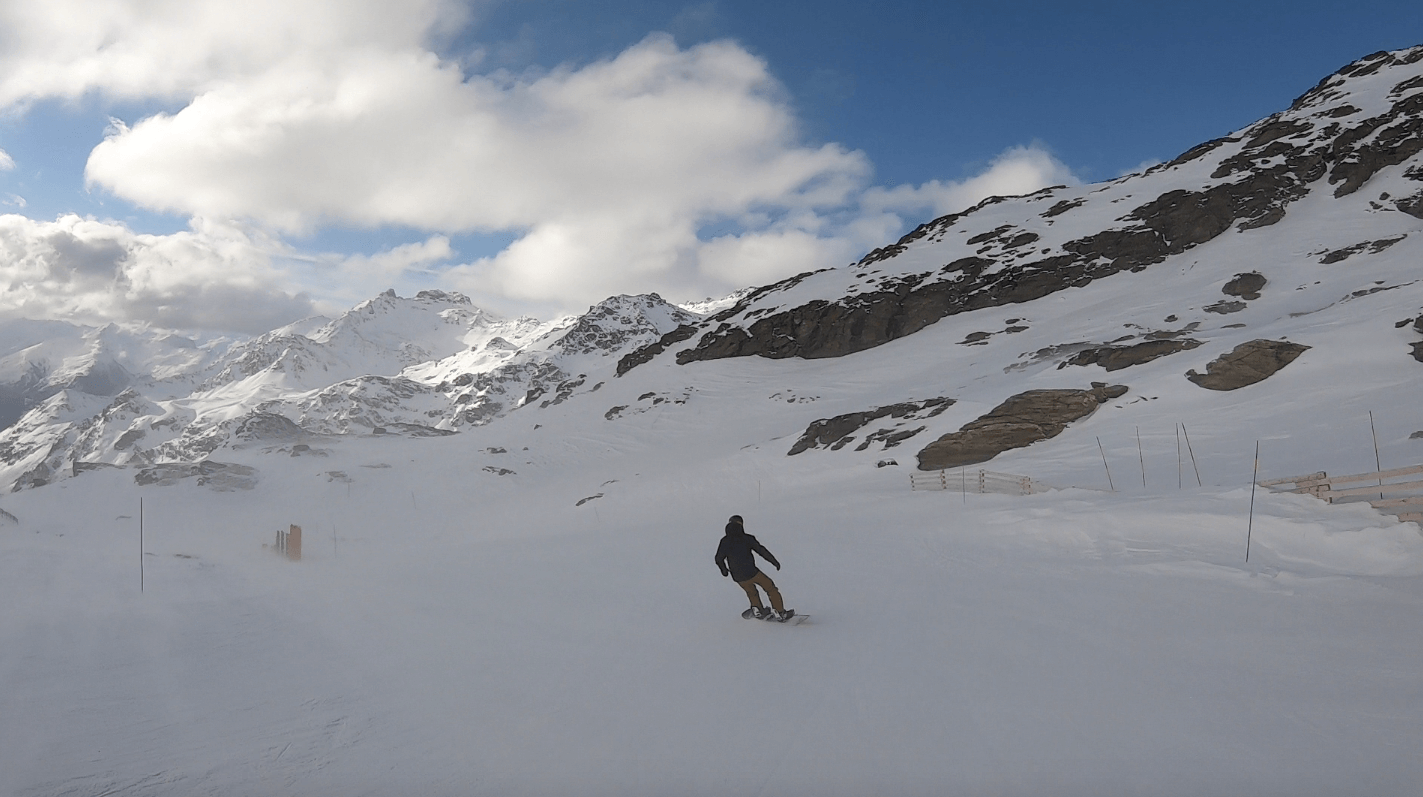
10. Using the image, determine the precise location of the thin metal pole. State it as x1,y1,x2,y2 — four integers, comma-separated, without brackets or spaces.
1246,441,1260,563
140,497,144,593
1097,437,1115,492
1182,423,1202,487
1136,426,1146,488
1176,424,1183,489
961,467,966,503
1369,411,1384,500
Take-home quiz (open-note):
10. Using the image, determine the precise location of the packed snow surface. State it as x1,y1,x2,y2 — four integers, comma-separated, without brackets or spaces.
3,382,1423,795
5,44,1423,795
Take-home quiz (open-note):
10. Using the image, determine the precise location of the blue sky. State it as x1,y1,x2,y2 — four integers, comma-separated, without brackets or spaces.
1,1,1421,332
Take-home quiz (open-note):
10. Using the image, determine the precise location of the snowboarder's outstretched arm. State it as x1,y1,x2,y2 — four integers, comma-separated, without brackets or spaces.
752,538,780,571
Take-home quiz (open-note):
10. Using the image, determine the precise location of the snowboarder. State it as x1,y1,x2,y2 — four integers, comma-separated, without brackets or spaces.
715,514,794,621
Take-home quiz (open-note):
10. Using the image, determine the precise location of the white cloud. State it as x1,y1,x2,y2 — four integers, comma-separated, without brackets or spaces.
0,214,315,332
0,0,464,109
0,149,13,171
85,36,869,232
1,2,1083,321
862,144,1078,221
82,32,873,307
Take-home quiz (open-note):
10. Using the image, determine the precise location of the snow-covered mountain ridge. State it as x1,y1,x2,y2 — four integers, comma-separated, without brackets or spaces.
642,45,1423,365
4,45,1423,496
0,291,699,490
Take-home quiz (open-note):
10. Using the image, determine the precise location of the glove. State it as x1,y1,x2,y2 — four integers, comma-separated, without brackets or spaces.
773,562,781,571
720,568,729,577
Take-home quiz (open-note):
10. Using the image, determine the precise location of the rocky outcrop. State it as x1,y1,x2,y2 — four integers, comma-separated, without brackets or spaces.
234,412,307,441
1186,340,1310,390
1222,272,1267,300
915,384,1127,470
134,461,258,491
617,324,697,376
787,397,954,455
1320,235,1407,263
658,46,1423,368
1062,339,1203,371
673,171,1295,364
1397,191,1423,219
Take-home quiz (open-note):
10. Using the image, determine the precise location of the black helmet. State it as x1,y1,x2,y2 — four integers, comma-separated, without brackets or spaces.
728,514,743,524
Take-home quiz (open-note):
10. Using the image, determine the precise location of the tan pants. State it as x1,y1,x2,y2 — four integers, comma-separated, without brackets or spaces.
737,571,784,613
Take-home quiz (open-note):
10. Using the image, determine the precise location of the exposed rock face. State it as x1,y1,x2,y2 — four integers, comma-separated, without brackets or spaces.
1062,339,1203,371
1320,235,1407,263
787,398,955,455
1203,300,1247,314
640,46,1423,369
234,413,306,441
1397,191,1423,218
617,324,698,376
134,461,258,491
1186,340,1311,390
1222,272,1268,299
915,384,1127,470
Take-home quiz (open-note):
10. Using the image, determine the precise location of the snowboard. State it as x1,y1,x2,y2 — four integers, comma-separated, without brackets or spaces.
741,608,809,625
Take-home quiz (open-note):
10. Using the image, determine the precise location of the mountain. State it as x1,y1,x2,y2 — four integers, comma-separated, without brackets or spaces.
0,291,699,489
5,45,1423,796
6,46,1423,492
0,320,232,430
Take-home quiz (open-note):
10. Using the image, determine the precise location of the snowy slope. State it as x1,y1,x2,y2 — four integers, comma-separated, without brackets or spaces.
0,320,230,430
0,292,700,487
3,45,1423,796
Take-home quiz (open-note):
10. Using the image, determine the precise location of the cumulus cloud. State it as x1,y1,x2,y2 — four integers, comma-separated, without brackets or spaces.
82,32,872,306
84,36,868,232
0,149,13,171
2,1,1082,323
862,144,1078,221
0,214,315,333
0,0,464,108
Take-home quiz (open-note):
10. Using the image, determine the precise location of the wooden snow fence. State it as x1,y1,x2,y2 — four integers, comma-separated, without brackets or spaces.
270,524,302,561
911,469,1049,496
1259,464,1423,523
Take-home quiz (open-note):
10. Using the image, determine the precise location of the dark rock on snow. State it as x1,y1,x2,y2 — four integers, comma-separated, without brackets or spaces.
1061,339,1203,372
915,384,1127,471
788,398,954,455
1222,272,1268,300
1203,300,1248,315
1185,340,1311,390
135,461,258,491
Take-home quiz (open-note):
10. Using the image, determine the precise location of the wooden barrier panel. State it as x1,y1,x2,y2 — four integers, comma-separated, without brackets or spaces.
1260,464,1423,526
910,469,1047,496
269,525,303,561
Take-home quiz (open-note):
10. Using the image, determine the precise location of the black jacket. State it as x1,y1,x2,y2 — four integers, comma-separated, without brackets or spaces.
715,522,779,582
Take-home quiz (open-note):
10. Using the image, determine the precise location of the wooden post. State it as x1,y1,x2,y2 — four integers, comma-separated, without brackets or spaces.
288,524,302,562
